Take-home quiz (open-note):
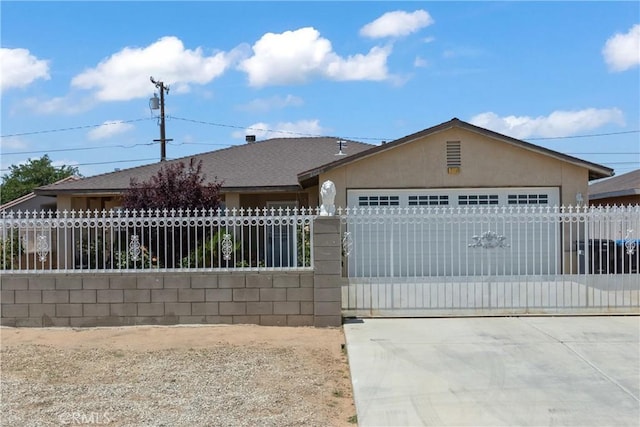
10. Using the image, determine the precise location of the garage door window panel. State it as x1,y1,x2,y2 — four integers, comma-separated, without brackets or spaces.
409,195,449,206
458,194,499,205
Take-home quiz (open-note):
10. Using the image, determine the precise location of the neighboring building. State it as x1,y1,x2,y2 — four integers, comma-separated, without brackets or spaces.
1,176,79,269
589,169,640,206
1,176,80,213
35,118,613,211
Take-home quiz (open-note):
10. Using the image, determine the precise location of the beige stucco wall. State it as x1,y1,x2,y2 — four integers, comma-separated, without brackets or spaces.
320,127,589,208
58,191,318,213
61,196,121,211
239,190,315,209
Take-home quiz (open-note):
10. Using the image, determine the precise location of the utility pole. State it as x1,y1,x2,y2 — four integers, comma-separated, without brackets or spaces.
150,76,172,161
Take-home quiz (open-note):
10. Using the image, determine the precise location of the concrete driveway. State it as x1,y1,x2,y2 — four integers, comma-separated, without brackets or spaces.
344,316,640,427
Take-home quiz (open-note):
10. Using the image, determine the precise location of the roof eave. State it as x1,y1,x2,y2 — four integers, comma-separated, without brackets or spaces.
221,185,303,193
36,183,307,197
34,188,124,197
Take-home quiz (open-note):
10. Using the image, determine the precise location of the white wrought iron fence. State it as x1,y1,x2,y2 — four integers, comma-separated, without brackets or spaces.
340,205,640,315
340,205,639,278
0,208,315,272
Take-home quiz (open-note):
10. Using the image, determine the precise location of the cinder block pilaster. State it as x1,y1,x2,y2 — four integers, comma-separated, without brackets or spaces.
312,217,343,327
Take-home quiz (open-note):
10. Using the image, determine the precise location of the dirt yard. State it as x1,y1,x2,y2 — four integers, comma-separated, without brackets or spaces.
1,324,357,426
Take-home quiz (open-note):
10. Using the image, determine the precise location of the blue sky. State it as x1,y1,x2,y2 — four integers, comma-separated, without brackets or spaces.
1,1,639,180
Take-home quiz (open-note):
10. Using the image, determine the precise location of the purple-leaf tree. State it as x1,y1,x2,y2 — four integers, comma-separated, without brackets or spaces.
119,158,223,268
122,158,222,211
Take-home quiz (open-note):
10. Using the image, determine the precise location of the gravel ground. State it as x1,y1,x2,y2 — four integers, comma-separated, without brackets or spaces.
1,325,356,427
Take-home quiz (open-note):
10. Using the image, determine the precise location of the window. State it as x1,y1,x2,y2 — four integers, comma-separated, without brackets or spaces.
458,194,499,205
358,195,400,206
408,195,449,206
508,194,549,205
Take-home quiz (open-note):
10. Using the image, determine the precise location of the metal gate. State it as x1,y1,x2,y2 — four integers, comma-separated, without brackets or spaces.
340,205,640,316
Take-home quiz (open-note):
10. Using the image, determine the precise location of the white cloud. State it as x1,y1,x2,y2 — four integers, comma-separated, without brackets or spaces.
324,45,392,81
414,56,429,68
360,10,434,39
232,119,327,139
87,120,135,140
71,36,239,101
469,109,625,139
237,94,304,113
21,95,95,115
0,48,50,91
602,24,640,72
442,47,484,59
238,27,391,87
0,136,28,150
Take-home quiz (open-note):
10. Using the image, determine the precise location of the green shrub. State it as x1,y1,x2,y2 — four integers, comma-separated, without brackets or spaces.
112,247,159,269
0,232,23,270
297,224,311,267
180,230,239,268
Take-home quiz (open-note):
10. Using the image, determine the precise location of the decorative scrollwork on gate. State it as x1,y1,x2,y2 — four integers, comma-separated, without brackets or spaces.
342,231,353,258
221,233,233,261
469,231,509,249
129,235,141,261
36,234,49,262
624,229,636,255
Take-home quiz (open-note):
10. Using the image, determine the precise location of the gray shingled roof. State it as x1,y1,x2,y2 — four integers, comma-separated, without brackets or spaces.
35,137,374,195
589,169,640,200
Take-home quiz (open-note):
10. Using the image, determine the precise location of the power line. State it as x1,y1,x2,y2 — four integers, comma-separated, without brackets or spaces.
0,157,159,172
567,152,640,155
170,116,389,141
4,138,638,159
0,117,155,138
526,130,640,141
172,115,640,141
602,162,640,165
168,141,232,147
71,158,160,167
0,115,640,147
2,142,156,156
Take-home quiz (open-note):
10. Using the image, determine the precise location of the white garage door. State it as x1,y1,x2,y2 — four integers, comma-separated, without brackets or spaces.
346,187,560,277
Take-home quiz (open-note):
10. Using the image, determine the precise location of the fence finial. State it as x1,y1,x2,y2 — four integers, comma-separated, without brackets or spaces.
319,180,336,216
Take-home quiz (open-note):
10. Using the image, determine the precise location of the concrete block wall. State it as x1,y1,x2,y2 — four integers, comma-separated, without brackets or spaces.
313,217,344,327
0,217,344,327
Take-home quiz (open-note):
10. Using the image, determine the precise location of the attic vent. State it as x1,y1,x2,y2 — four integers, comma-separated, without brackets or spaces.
246,135,256,143
446,141,461,174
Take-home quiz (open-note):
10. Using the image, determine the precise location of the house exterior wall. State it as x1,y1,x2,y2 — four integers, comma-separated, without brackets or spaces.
319,127,589,208
0,195,57,213
224,192,241,209
240,191,314,209
53,190,318,213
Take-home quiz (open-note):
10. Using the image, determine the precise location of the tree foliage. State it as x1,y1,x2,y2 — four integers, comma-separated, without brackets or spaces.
0,155,79,205
122,158,222,211
120,159,223,268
